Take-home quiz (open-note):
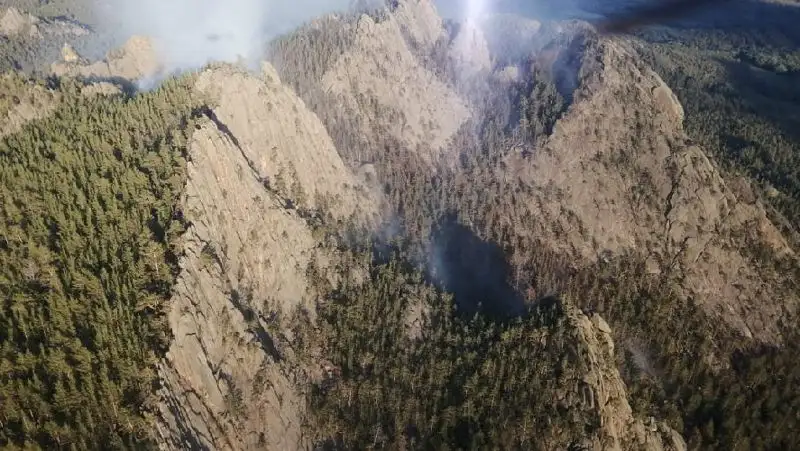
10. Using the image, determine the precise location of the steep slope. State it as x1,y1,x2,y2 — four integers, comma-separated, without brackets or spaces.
0,7,41,38
271,0,470,169
305,251,686,450
631,21,800,242
0,6,88,40
0,6,90,72
264,5,798,447
1,1,796,449
155,63,375,450
51,35,162,83
286,3,797,343
568,305,686,451
0,74,200,449
155,119,314,450
320,8,469,166
194,63,374,218
504,36,797,342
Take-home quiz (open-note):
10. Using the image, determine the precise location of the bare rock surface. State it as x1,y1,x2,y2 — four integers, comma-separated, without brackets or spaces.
0,7,88,39
156,63,374,450
0,7,39,38
156,119,315,450
391,0,446,52
321,0,470,165
51,35,162,82
568,305,687,451
506,37,797,341
195,63,375,220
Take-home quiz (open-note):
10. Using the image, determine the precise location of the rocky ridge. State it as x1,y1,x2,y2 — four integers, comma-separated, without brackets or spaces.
155,3,696,448
194,63,375,219
0,6,88,40
155,62,374,450
51,35,162,82
503,36,797,342
568,304,686,451
4,0,794,448
319,3,470,166
0,6,91,73
283,0,798,342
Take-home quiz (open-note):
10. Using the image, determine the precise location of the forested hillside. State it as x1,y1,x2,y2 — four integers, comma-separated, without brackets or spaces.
634,2,800,237
0,76,201,448
0,0,798,450
272,8,800,449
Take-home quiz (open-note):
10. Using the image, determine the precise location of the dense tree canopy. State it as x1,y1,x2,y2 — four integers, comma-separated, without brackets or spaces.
0,76,200,449
0,4,798,449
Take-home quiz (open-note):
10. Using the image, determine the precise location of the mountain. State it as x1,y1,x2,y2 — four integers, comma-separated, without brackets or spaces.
155,61,377,451
0,6,90,73
503,36,796,342
0,0,798,450
268,1,798,341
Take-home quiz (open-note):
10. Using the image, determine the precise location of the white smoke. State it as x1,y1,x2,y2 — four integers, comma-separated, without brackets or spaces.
464,0,488,23
94,0,354,73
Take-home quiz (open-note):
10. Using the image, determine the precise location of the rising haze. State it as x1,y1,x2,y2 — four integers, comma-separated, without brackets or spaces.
93,0,356,72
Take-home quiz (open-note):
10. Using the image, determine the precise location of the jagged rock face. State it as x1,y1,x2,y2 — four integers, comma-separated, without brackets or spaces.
156,64,373,450
156,120,313,451
195,63,375,220
51,35,162,82
321,2,470,166
391,0,446,52
568,305,687,451
506,37,797,341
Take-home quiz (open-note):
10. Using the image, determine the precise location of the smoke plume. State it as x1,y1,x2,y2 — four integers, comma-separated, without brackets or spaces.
595,0,730,34
94,0,354,73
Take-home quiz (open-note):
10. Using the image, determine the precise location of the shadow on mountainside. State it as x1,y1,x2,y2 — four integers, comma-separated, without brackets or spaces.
720,58,800,141
428,215,526,319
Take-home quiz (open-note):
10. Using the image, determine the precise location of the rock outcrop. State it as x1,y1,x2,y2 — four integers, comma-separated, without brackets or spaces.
194,63,375,219
156,63,375,450
156,119,314,450
0,7,40,38
390,0,446,52
320,0,470,166
51,35,162,82
568,304,687,451
505,36,797,342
